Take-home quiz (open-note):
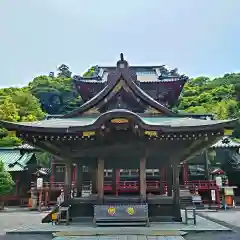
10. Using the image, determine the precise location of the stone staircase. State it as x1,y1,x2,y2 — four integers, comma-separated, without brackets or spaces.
180,187,193,208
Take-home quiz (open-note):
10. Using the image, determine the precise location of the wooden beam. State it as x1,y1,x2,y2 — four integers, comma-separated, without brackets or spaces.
140,156,147,202
22,138,64,161
97,158,104,203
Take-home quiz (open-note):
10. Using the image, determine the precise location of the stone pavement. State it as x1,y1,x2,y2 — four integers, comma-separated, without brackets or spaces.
0,208,45,235
199,210,240,228
4,210,230,234
1,208,237,240
52,236,185,240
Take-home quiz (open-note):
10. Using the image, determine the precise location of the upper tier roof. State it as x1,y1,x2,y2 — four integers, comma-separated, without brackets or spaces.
73,61,188,107
78,65,188,82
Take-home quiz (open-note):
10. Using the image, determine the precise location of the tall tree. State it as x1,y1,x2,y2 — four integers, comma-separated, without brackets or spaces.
57,64,72,78
0,161,15,209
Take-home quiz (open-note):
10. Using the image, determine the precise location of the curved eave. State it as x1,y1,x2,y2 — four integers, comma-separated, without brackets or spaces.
0,111,238,135
64,68,177,118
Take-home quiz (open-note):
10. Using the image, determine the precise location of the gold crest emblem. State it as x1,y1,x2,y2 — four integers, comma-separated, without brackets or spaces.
127,207,135,215
107,207,116,216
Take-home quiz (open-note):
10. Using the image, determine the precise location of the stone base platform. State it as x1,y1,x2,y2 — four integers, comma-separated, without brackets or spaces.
53,235,185,240
6,215,231,235
4,210,231,239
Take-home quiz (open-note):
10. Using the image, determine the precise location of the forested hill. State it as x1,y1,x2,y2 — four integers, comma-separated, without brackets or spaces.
0,64,239,147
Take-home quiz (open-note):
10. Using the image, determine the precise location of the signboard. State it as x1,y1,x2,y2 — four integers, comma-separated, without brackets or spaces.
211,190,216,201
107,207,116,216
224,188,234,196
36,178,43,189
215,176,222,187
144,131,158,137
111,118,129,124
224,129,233,136
83,131,95,137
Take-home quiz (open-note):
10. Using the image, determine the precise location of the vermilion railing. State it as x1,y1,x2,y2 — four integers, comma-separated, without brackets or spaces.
187,180,217,190
31,181,77,189
30,180,218,192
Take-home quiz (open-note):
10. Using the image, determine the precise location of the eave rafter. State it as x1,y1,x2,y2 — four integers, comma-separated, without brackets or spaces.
179,132,224,163
21,137,64,161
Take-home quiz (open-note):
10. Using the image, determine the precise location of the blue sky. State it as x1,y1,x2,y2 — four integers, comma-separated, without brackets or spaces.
1,0,240,87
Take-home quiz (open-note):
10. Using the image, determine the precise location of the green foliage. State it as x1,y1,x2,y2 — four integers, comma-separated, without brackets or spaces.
83,66,97,77
0,161,14,195
179,74,239,122
0,88,45,147
35,152,51,168
29,73,81,114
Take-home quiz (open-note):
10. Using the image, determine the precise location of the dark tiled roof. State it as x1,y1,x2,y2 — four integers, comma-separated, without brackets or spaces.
0,143,35,150
211,137,240,148
0,110,237,133
16,143,35,149
78,65,188,83
0,150,34,172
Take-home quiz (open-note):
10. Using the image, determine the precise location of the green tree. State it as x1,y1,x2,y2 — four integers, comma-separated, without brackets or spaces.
0,161,15,209
57,64,72,78
0,97,20,122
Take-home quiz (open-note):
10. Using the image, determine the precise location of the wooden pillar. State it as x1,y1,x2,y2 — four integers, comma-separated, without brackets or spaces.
74,164,78,183
204,150,210,180
183,161,188,186
140,157,147,202
15,174,19,196
76,163,82,197
112,168,117,195
116,169,120,196
159,168,164,194
64,161,72,201
166,165,173,196
172,163,182,221
97,159,104,203
51,158,55,184
91,167,97,194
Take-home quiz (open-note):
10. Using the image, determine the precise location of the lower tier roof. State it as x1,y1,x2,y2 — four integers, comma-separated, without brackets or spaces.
0,109,237,134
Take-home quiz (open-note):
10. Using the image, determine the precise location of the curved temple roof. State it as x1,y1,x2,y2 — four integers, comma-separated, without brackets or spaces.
0,109,237,134
64,66,177,118
0,54,238,163
74,63,188,106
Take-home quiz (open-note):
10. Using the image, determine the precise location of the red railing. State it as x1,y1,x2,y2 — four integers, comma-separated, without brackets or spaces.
187,180,217,190
31,181,76,189
30,180,218,192
104,181,112,191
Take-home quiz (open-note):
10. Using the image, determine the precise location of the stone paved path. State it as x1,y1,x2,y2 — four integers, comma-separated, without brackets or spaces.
0,208,45,235
53,237,185,240
199,210,240,228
